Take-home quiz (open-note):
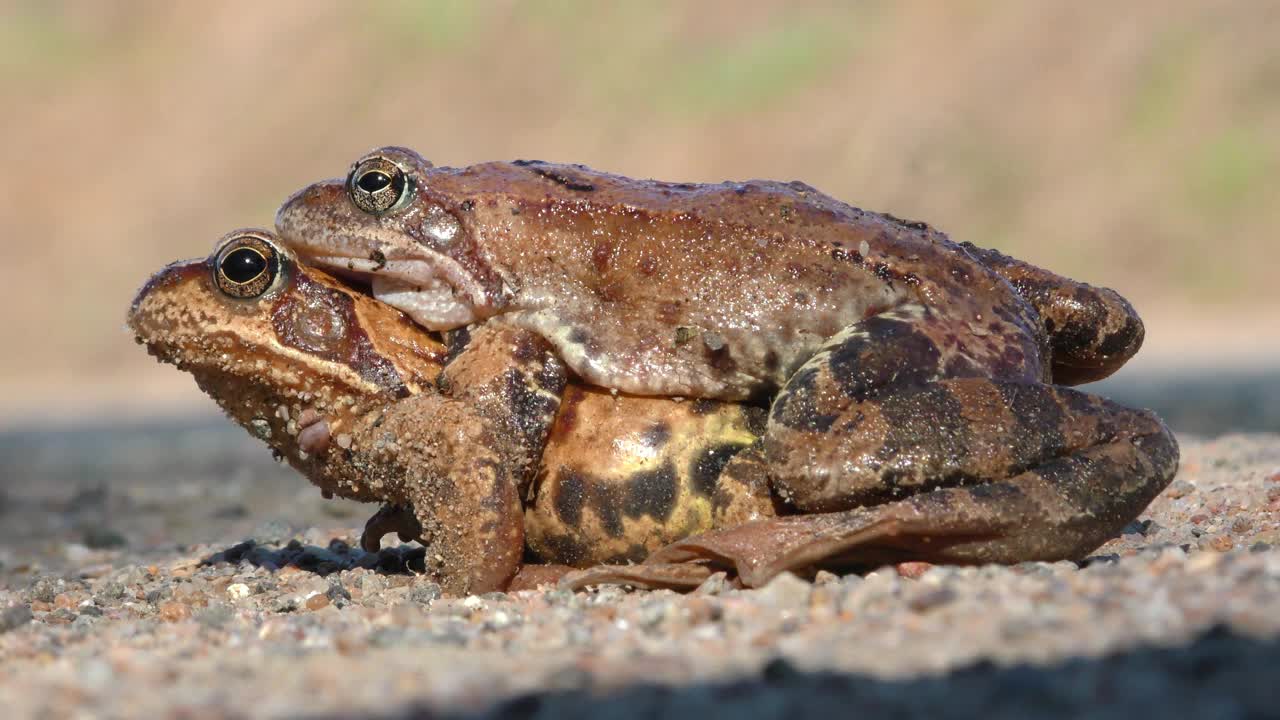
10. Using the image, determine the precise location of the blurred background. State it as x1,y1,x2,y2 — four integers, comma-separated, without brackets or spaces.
2,0,1277,429
0,0,1277,589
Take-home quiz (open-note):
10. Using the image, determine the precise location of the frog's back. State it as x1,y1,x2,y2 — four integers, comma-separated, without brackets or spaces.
429,161,1031,398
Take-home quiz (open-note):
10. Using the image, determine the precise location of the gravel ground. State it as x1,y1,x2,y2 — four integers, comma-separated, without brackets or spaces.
1,421,1278,719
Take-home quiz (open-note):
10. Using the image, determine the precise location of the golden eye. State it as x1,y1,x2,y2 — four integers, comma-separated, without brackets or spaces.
347,155,410,214
213,233,281,298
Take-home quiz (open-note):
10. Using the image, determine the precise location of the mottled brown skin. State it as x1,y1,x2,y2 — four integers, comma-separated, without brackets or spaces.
128,230,770,593
272,148,1179,589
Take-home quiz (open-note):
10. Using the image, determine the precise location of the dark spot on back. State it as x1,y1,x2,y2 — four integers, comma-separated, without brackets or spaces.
623,462,678,521
512,332,540,361
880,212,931,231
772,367,838,432
1097,315,1143,357
553,468,587,526
690,443,748,497
827,316,944,400
536,533,590,566
522,163,596,192
369,249,387,271
567,327,589,345
995,382,1067,472
458,199,475,212
503,369,559,452
742,406,768,436
590,484,625,537
871,385,973,494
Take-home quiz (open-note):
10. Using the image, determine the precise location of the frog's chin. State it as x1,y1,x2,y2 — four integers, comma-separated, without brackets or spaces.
370,275,484,330
305,255,495,331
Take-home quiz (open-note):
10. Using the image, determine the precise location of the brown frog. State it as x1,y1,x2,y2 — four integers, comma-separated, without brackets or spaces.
270,147,1179,589
128,230,773,594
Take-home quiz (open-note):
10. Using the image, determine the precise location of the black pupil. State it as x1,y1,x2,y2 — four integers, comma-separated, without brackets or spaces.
358,170,392,193
222,247,267,283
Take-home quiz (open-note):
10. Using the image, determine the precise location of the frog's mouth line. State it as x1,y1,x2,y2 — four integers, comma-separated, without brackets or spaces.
305,254,489,331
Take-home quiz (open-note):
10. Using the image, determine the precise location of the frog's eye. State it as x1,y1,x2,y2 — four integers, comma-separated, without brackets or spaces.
347,155,411,215
214,233,281,299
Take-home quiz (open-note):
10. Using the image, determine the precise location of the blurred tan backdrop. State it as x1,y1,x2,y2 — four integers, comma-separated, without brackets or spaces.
2,0,1277,424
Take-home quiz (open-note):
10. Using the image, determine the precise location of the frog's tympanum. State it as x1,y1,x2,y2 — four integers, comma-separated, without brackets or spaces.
129,230,773,594
267,147,1179,591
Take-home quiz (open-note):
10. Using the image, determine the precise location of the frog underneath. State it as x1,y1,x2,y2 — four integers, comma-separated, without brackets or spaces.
129,230,776,594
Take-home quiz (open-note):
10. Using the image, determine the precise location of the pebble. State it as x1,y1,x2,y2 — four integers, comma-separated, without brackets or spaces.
1,603,33,633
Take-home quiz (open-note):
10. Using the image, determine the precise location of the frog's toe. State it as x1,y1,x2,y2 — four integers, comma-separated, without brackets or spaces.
360,504,422,552
557,563,717,592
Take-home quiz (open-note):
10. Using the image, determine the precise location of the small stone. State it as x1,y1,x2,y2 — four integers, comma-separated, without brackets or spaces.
358,574,386,594
77,603,103,617
813,570,840,585
1209,535,1235,552
44,608,76,625
895,562,934,579
326,581,352,603
226,583,252,599
693,572,729,596
305,594,331,611
402,580,441,605
95,581,127,602
1250,542,1272,553
272,596,301,613
28,577,67,604
196,603,235,628
1,604,33,633
158,601,191,622
145,587,172,604
755,572,811,609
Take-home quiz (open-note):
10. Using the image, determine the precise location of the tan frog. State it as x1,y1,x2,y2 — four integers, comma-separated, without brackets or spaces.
128,230,774,594
270,147,1179,589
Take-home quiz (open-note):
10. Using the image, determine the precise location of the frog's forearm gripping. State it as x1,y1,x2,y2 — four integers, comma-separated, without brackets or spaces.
350,393,526,595
961,242,1145,384
439,322,568,487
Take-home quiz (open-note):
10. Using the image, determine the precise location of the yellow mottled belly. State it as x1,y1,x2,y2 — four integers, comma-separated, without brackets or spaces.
525,386,767,567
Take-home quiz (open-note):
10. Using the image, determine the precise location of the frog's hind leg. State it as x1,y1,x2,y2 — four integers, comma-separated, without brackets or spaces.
566,381,1176,590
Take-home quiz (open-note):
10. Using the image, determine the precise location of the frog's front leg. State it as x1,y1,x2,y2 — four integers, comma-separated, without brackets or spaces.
354,323,567,593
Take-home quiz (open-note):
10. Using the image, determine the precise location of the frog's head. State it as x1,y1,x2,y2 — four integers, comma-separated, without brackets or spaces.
274,146,507,331
128,229,447,454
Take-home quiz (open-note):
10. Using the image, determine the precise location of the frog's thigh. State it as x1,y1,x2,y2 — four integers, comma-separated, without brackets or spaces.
766,304,1042,511
654,381,1177,587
